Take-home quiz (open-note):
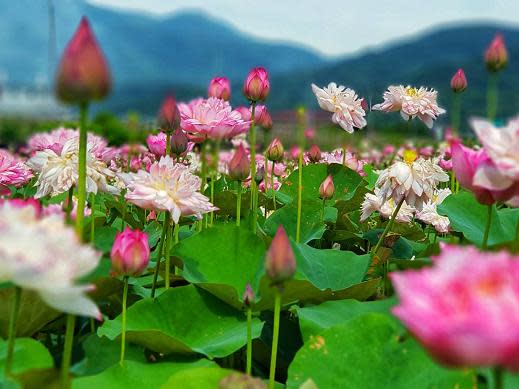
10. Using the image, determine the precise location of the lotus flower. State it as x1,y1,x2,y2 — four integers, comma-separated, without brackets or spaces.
111,227,150,277
265,226,296,284
450,69,467,93
0,150,33,195
243,67,270,102
208,77,231,101
391,244,519,370
485,33,508,72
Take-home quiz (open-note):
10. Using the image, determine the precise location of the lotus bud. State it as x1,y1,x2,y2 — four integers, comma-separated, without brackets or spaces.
228,145,250,182
254,165,265,184
304,128,315,140
319,175,335,200
255,105,273,130
208,77,231,101
235,106,252,121
243,283,255,306
171,127,189,156
360,98,368,112
266,138,284,162
450,69,467,93
158,95,181,133
485,34,508,72
243,67,270,102
265,226,296,284
55,17,111,104
110,227,150,277
308,144,321,163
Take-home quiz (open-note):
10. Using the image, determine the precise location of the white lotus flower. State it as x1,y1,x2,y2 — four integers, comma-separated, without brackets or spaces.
0,202,101,319
361,187,416,223
311,83,367,133
372,85,445,128
28,138,119,198
416,188,451,233
121,156,217,223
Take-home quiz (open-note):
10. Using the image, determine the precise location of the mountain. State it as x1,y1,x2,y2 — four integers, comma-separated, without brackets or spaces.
0,0,325,88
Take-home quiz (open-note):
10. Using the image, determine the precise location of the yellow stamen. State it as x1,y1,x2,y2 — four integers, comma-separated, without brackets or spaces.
403,150,417,164
405,86,418,97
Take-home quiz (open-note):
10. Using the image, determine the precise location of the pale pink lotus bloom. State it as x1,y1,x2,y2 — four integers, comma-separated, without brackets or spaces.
415,188,451,233
391,244,519,370
0,202,102,319
0,149,33,194
122,156,217,223
311,82,367,133
372,85,446,128
178,97,250,141
360,187,416,223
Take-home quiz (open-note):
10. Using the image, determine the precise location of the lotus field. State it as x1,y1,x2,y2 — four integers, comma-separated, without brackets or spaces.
2,16,519,389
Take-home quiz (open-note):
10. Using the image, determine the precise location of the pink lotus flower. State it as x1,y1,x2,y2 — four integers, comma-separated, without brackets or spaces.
122,156,217,223
319,175,335,199
178,97,250,141
55,17,111,104
228,145,250,182
147,132,167,157
0,150,33,194
111,227,150,277
372,85,445,128
265,226,296,284
158,95,181,132
485,33,508,72
243,67,270,102
450,68,467,93
451,139,519,205
208,77,231,101
235,106,252,121
391,244,519,370
308,144,321,163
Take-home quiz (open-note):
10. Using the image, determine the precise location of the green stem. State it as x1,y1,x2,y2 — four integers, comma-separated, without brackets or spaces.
65,187,74,224
236,182,242,227
75,102,89,239
120,276,129,366
271,161,276,211
120,192,126,232
451,92,461,136
487,73,499,122
268,289,281,389
90,193,96,243
166,132,171,156
482,204,493,250
151,212,170,298
210,141,220,227
246,308,252,375
173,222,180,276
493,366,504,389
165,222,172,289
295,151,303,243
372,198,405,256
249,102,257,233
60,314,76,388
4,287,21,377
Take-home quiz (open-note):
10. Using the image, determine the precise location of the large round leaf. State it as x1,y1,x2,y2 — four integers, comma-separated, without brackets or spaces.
0,338,53,377
98,285,264,358
286,314,475,389
161,366,234,389
72,359,216,389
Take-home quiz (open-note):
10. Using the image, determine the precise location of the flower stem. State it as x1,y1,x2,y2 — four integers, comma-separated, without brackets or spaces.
295,150,303,243
4,287,21,377
268,289,281,389
482,204,493,250
249,102,257,233
165,222,172,289
210,140,220,227
451,92,461,136
75,101,89,239
236,182,242,227
271,162,276,210
166,132,171,156
60,314,76,388
487,73,499,122
120,276,129,366
151,212,170,298
65,187,74,224
493,366,504,389
246,307,252,375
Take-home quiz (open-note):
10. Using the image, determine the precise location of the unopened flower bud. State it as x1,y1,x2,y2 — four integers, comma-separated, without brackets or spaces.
308,144,321,163
265,226,296,284
228,145,250,182
319,175,335,200
111,227,150,277
485,34,508,72
450,69,467,93
158,95,181,132
266,138,284,162
243,283,255,306
255,105,273,130
208,77,231,101
171,127,189,156
55,17,111,104
243,67,270,102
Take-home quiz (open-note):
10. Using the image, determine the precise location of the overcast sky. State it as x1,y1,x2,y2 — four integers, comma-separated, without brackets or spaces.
87,0,518,56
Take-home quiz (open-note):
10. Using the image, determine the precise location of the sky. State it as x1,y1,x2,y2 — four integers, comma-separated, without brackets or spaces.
87,0,519,56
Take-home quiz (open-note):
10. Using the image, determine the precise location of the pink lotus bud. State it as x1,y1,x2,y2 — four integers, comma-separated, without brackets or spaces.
308,144,321,163
360,98,368,111
55,17,111,104
110,227,150,277
235,106,252,121
265,226,296,284
255,105,273,130
228,145,250,182
266,138,284,162
242,283,255,306
243,67,270,102
158,95,181,132
485,34,508,72
208,77,231,101
171,127,189,156
304,128,316,140
290,146,300,160
450,69,467,93
319,175,335,199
